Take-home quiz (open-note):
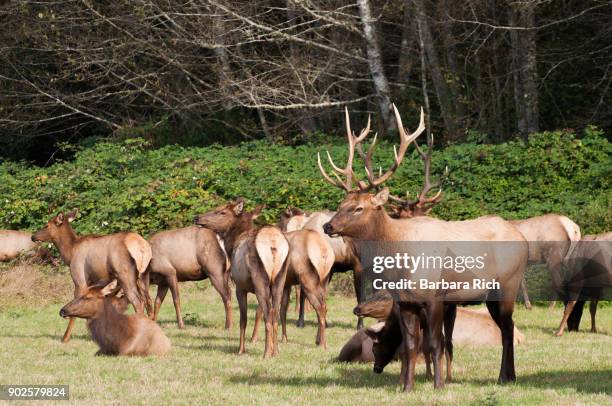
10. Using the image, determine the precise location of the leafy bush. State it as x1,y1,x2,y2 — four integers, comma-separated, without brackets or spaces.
1,127,610,236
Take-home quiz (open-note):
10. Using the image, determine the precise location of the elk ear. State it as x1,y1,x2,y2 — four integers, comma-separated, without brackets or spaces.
252,204,265,219
100,280,119,296
365,322,385,342
54,213,65,226
371,187,389,207
232,200,244,215
66,210,78,223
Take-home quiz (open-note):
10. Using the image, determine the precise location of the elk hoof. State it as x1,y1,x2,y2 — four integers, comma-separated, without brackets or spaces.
554,331,564,337
296,320,305,328
178,323,185,330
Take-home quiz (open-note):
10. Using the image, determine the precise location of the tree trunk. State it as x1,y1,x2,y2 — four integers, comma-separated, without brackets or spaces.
397,0,416,91
356,0,393,131
413,0,460,139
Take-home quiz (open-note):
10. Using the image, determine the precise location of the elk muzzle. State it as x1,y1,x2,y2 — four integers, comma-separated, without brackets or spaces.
322,222,334,236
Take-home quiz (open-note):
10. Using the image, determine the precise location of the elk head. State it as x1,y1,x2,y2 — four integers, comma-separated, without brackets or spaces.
193,198,264,236
59,280,123,319
32,210,78,242
364,321,401,374
319,105,425,239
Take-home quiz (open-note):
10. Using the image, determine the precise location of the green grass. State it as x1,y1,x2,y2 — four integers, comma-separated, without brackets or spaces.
0,276,611,405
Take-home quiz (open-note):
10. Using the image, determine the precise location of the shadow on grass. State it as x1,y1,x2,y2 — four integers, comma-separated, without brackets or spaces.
228,365,611,395
0,333,90,341
174,342,239,355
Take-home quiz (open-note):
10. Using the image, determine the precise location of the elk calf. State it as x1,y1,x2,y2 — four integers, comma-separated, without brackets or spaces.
60,281,170,356
148,226,232,329
32,211,153,342
195,199,289,358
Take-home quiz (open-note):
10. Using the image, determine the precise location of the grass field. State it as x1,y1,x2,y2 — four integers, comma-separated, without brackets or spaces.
0,265,611,405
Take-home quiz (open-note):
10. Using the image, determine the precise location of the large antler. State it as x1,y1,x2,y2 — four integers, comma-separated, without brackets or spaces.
317,107,371,192
359,104,426,191
389,129,446,213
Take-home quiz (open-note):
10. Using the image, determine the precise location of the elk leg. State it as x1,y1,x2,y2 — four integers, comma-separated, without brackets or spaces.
296,286,306,328
424,348,432,381
555,300,577,336
251,305,262,343
62,318,76,343
443,304,457,383
280,286,291,343
141,269,154,318
294,285,300,313
425,302,445,389
236,287,248,355
167,274,184,329
153,283,169,321
251,277,274,358
117,272,144,315
589,300,598,333
487,300,516,383
352,263,364,330
208,266,233,329
302,283,327,348
398,308,420,392
520,277,532,310
270,265,288,357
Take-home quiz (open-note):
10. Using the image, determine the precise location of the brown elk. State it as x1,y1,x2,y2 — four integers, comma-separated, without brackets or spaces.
278,207,364,329
509,214,581,309
60,280,171,356
318,106,528,390
556,231,612,336
251,229,334,348
194,199,289,358
147,226,232,329
31,211,153,342
0,230,37,261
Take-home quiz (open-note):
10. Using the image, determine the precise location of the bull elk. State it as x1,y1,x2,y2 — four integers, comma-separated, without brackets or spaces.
31,211,153,342
251,229,334,348
60,280,171,356
317,105,528,390
148,226,232,329
278,208,364,329
194,199,289,358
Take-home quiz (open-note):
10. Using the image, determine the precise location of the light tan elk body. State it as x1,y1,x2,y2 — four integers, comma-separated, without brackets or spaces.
0,230,37,261
148,226,232,329
555,231,612,336
318,106,528,390
195,200,289,358
252,229,334,348
60,281,170,356
32,211,153,342
510,214,581,308
279,208,364,328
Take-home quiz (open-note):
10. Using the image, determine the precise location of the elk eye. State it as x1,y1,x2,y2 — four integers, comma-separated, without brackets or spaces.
354,207,363,214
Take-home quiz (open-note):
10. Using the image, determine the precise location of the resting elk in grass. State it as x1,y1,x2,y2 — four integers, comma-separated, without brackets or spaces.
31,211,153,342
148,226,232,329
318,105,528,391
252,228,334,348
194,199,289,358
0,230,38,261
556,231,612,336
60,280,171,356
279,207,364,329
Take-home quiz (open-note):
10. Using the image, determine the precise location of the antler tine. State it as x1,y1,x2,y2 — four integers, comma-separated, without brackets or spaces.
317,152,350,192
416,132,444,206
365,105,425,189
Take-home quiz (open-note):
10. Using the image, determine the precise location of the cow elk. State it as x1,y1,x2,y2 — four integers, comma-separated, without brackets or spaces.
31,211,153,342
194,199,289,358
60,280,171,356
0,230,54,263
318,105,528,390
556,231,612,336
252,229,334,348
279,207,364,329
148,226,232,329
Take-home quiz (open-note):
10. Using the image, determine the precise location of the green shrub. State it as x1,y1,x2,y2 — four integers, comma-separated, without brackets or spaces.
1,127,610,236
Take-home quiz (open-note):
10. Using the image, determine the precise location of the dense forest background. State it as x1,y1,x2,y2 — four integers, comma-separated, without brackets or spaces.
1,1,611,163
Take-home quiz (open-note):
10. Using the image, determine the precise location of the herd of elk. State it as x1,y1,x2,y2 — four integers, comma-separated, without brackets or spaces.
60,280,171,356
194,200,290,358
318,105,528,390
31,211,153,343
147,226,232,329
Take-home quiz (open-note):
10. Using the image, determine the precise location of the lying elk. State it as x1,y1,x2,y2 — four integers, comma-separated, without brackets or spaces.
60,280,171,356
148,226,232,329
509,214,581,309
194,200,289,358
318,105,527,390
0,230,54,263
252,229,334,348
555,231,612,336
32,211,153,342
279,208,364,328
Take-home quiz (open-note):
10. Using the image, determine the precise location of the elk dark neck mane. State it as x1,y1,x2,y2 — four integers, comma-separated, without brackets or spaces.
357,208,403,241
222,215,256,255
53,224,79,265
87,298,135,354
